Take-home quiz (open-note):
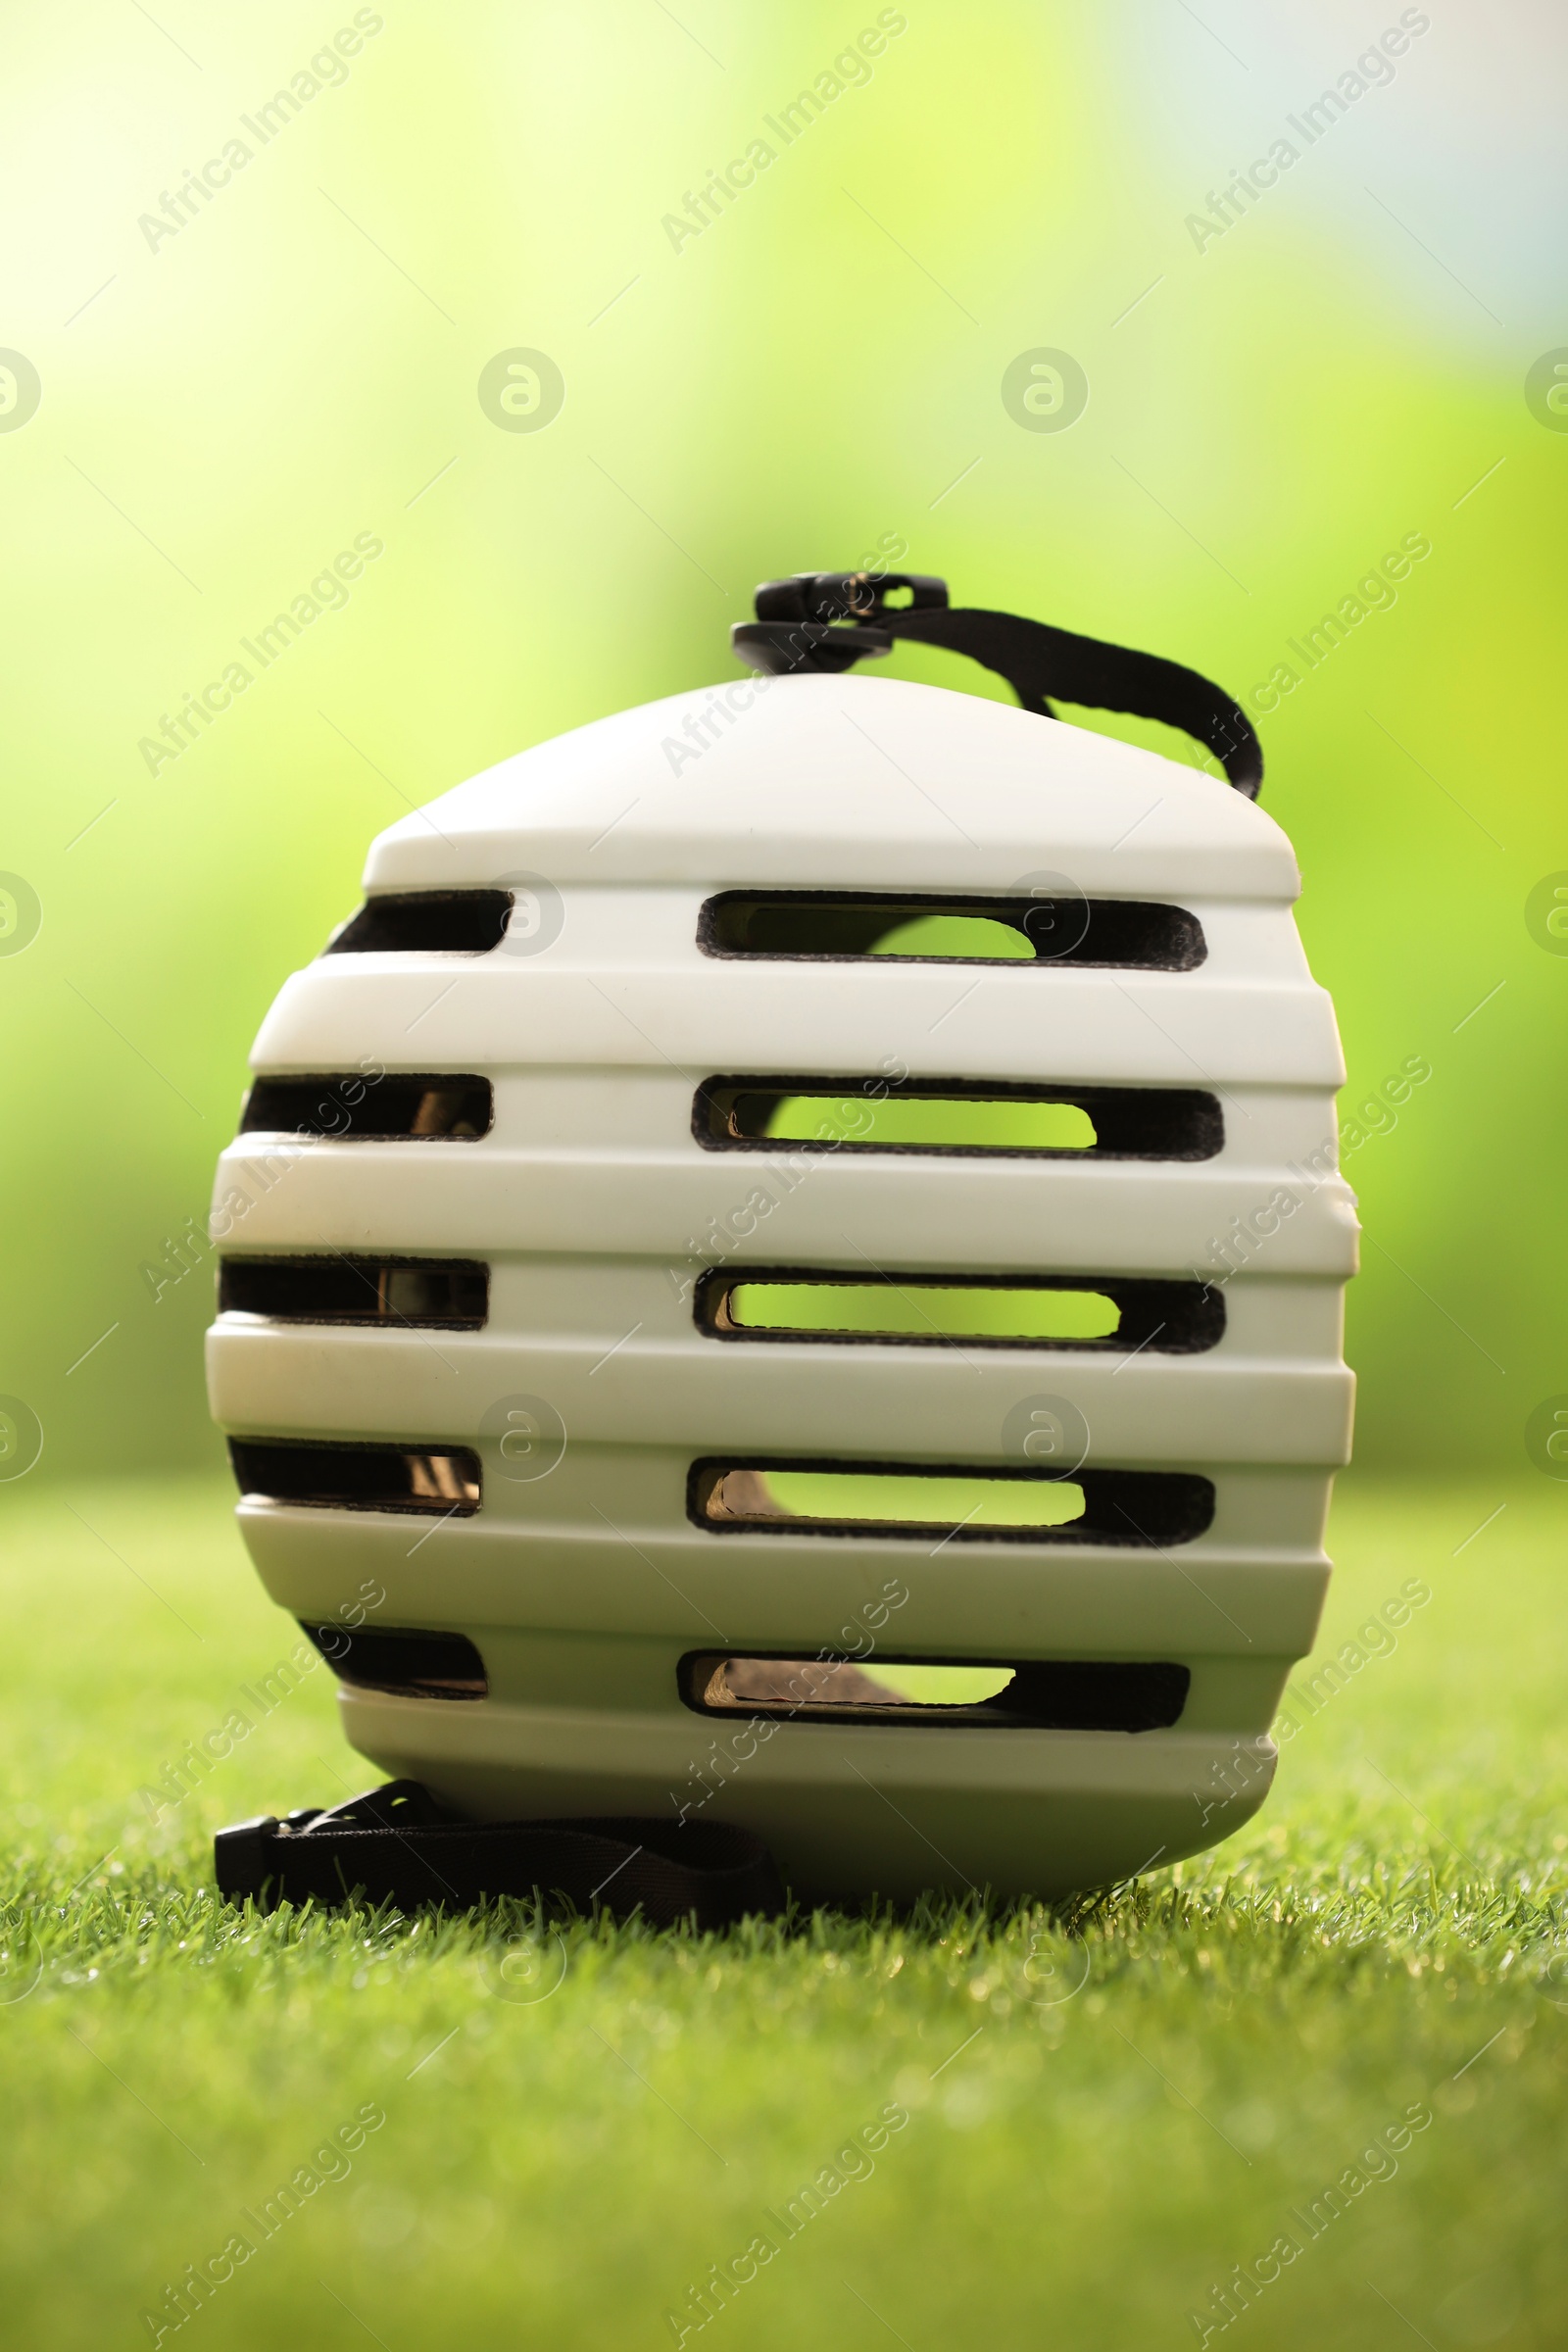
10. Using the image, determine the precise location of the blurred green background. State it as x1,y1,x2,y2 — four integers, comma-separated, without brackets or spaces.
3,13,1566,2349
0,0,1562,1485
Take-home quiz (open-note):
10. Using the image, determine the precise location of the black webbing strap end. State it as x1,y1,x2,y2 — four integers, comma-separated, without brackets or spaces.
213,1814,285,1906
214,1783,786,1930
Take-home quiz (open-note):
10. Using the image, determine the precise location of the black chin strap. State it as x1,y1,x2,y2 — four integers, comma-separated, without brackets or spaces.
215,1780,784,1930
731,570,1262,800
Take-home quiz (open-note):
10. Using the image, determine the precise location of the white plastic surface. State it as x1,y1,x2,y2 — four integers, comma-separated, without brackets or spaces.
208,674,1357,1901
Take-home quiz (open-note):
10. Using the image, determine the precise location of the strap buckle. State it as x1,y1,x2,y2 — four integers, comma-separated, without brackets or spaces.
754,570,948,625
732,570,948,678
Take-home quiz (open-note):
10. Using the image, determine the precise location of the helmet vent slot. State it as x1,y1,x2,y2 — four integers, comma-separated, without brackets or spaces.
220,1256,489,1328
229,1439,481,1515
299,1621,487,1699
697,1269,1223,1353
240,1075,493,1141
700,891,1205,971
324,890,514,956
688,1461,1213,1546
695,1077,1222,1160
680,1652,1190,1731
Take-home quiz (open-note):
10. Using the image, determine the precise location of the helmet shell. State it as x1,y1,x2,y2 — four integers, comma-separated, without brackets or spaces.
208,673,1355,1900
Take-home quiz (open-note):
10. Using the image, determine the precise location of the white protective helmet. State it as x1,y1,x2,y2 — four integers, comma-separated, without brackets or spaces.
208,571,1355,1910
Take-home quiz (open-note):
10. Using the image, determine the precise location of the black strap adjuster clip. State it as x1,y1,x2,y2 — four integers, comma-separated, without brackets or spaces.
733,570,948,678
212,1814,282,1904
754,570,948,625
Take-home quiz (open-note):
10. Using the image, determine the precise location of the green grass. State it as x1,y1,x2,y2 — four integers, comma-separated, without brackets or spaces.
1,1472,1563,2349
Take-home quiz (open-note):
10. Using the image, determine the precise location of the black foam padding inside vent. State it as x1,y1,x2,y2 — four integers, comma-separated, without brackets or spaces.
229,1439,481,1515
694,1076,1223,1160
220,1256,489,1328
324,891,514,956
679,1651,1190,1731
699,890,1206,971
695,1267,1224,1353
239,1075,493,1141
688,1459,1215,1547
300,1621,487,1699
